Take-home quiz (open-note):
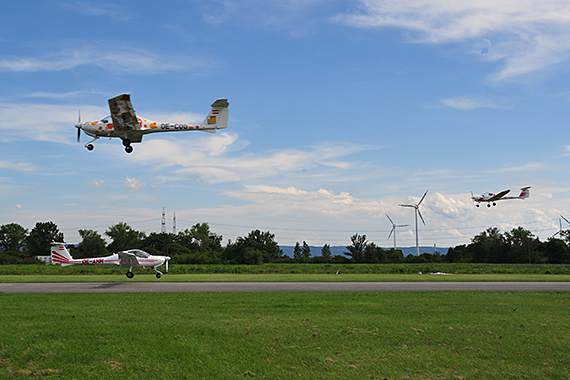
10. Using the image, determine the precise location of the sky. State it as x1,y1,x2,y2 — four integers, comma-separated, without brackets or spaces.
2,0,570,249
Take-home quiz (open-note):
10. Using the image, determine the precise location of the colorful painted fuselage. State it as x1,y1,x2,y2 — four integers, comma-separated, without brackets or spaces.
79,116,215,139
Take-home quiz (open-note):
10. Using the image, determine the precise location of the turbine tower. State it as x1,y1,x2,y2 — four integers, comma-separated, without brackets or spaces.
399,190,428,256
386,214,408,250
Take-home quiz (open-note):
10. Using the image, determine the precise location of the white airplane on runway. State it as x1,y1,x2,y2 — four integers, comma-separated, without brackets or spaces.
50,242,171,279
76,94,229,153
471,186,531,207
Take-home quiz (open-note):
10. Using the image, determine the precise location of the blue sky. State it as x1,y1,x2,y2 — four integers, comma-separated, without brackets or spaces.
2,0,570,249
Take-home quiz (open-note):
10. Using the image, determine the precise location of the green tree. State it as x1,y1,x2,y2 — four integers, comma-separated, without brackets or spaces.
76,229,108,258
471,227,506,263
504,227,538,263
363,242,385,263
302,241,311,258
293,242,302,259
105,222,145,252
223,230,282,264
544,236,570,264
187,223,223,253
320,244,331,258
26,221,64,256
345,233,367,263
0,223,28,252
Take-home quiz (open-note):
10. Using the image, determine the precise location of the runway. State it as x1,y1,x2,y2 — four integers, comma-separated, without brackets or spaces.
1,281,569,293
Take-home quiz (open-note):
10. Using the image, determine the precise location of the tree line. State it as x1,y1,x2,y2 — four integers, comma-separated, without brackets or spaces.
1,221,569,265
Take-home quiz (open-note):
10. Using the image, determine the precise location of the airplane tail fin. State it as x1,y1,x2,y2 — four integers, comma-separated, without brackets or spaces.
202,99,229,132
51,242,74,266
518,186,531,199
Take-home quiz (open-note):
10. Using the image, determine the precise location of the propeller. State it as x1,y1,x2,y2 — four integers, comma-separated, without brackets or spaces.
76,111,81,143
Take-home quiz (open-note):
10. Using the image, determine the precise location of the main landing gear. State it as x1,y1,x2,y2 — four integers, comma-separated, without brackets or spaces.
126,271,134,279
122,139,133,153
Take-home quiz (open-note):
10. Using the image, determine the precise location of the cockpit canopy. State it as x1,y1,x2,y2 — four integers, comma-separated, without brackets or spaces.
125,249,150,258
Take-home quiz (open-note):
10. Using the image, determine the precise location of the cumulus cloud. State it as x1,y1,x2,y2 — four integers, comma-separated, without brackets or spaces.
91,179,106,188
337,0,570,81
124,176,146,192
129,134,373,184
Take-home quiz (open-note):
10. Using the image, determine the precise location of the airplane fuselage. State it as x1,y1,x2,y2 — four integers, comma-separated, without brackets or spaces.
78,116,216,139
60,253,168,269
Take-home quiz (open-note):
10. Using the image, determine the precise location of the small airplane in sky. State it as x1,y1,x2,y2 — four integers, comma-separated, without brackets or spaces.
471,186,531,207
51,242,171,279
76,94,229,153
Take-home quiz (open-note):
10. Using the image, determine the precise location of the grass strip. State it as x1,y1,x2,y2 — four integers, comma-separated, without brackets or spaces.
0,291,568,379
1,273,570,283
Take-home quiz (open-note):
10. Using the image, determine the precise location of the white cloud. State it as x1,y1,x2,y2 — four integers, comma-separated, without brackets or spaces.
442,96,504,110
58,2,134,21
0,45,216,74
0,102,105,143
128,134,372,184
91,179,106,188
0,159,36,172
337,0,570,81
124,176,146,192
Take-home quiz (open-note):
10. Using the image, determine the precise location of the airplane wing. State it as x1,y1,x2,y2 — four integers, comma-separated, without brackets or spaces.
108,94,139,132
118,251,139,267
488,189,510,201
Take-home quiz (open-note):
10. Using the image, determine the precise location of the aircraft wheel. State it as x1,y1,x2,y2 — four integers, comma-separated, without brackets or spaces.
126,271,134,279
156,273,162,279
86,144,94,151
487,204,491,208
476,204,480,207
125,145,133,153
493,202,496,206
122,139,131,147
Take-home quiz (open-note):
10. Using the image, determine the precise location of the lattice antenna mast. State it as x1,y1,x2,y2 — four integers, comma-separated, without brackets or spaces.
173,212,177,234
161,207,166,233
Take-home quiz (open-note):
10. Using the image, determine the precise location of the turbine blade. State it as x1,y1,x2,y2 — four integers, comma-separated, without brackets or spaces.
418,190,428,206
561,215,570,225
388,227,395,239
418,208,426,226
386,213,394,224
399,204,414,208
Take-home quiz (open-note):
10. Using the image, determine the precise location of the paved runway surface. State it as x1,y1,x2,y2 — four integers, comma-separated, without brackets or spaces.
1,282,569,293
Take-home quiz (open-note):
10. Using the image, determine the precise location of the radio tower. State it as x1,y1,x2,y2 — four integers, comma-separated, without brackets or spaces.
173,212,177,234
161,207,166,233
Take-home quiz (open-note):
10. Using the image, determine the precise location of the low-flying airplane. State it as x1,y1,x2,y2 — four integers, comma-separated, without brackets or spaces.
76,94,229,153
50,242,171,279
471,186,531,207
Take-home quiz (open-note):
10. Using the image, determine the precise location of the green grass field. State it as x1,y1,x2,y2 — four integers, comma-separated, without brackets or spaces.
1,292,569,379
2,273,570,283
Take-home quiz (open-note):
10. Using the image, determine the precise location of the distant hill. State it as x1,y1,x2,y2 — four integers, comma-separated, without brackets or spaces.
279,245,448,258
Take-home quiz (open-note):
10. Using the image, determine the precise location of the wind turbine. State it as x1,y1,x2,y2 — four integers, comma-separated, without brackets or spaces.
386,214,408,250
399,190,428,256
551,215,570,238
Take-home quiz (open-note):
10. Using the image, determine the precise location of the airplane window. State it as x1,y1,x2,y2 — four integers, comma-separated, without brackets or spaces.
101,116,111,123
127,249,150,258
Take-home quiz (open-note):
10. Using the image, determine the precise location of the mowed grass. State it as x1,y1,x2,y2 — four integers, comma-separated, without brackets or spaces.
1,292,569,379
2,273,570,283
